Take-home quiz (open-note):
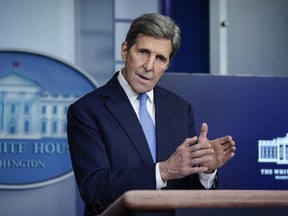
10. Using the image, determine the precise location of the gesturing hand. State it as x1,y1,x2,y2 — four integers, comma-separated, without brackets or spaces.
159,136,214,181
198,123,236,173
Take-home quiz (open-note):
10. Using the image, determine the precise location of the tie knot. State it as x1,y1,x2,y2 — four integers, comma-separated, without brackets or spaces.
138,93,148,105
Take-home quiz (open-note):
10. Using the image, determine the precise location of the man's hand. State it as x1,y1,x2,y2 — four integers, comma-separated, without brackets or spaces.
198,123,236,173
159,136,214,181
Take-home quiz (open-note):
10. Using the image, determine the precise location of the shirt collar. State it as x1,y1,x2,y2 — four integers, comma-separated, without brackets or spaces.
117,70,154,103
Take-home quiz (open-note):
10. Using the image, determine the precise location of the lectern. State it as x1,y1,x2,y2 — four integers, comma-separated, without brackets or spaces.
101,190,288,216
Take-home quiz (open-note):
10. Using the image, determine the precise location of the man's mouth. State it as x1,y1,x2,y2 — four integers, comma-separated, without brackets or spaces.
138,74,150,81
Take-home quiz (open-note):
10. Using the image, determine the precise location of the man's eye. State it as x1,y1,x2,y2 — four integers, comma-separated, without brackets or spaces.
156,57,166,63
139,50,149,56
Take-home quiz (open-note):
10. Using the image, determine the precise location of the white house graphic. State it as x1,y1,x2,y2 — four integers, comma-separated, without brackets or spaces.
0,73,79,139
258,134,288,165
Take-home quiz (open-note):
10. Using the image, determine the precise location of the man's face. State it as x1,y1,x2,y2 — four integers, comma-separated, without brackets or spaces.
121,35,172,93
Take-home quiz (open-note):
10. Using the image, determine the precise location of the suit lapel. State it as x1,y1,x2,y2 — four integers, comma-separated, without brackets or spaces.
102,74,154,165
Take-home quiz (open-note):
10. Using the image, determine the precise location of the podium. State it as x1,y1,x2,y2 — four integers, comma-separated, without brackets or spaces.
101,190,288,216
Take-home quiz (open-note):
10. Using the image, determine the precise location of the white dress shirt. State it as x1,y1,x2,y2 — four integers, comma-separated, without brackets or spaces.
117,70,216,189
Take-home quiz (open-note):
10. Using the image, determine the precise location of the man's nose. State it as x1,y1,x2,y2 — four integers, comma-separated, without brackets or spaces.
143,56,154,71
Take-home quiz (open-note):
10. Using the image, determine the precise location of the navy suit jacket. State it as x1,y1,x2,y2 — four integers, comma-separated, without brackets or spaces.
67,72,206,215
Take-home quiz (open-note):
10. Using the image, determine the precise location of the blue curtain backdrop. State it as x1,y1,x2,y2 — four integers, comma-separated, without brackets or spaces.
162,0,210,73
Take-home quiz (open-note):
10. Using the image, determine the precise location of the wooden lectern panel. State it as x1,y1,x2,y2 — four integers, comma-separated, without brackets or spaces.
101,190,288,216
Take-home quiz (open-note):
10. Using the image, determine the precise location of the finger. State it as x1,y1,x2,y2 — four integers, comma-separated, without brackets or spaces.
190,147,214,158
187,165,208,175
191,155,213,166
223,135,235,144
223,146,236,159
182,136,198,148
190,166,209,174
222,140,236,150
214,135,235,146
224,151,236,161
224,145,236,155
189,141,212,152
198,123,208,142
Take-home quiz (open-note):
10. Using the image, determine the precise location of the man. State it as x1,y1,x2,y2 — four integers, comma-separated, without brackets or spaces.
67,13,236,215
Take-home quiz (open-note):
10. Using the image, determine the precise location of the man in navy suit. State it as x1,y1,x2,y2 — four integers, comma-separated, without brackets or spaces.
67,13,236,215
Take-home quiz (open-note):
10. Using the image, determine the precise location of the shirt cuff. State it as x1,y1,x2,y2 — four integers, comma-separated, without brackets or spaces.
155,162,167,189
199,170,217,189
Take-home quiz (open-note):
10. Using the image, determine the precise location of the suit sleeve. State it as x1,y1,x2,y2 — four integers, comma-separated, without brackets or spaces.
67,103,156,211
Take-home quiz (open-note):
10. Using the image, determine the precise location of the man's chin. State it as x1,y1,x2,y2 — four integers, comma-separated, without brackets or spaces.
132,85,153,94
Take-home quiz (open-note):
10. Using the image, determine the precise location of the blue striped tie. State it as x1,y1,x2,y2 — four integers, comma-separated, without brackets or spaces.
138,93,156,162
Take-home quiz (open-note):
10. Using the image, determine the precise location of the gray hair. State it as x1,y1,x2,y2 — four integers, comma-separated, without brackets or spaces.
125,13,181,60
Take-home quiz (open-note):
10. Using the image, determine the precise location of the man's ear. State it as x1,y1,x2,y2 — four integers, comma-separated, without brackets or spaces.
121,41,128,63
